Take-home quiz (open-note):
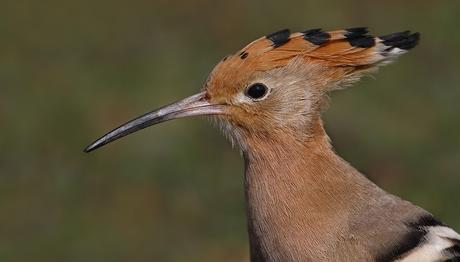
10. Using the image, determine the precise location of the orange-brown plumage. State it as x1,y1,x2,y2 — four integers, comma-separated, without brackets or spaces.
85,28,460,262
206,28,419,102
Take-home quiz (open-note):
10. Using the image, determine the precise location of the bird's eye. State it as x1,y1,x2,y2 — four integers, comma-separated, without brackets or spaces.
245,83,268,100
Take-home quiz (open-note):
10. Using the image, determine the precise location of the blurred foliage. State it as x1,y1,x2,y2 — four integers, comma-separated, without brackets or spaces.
1,0,459,261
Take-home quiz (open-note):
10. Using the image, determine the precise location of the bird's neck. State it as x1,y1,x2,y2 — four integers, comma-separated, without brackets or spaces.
241,119,378,261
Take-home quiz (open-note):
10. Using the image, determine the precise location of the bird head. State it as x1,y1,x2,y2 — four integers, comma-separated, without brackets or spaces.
85,28,419,153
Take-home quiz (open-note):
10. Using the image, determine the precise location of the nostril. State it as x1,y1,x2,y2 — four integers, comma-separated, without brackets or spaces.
202,92,211,100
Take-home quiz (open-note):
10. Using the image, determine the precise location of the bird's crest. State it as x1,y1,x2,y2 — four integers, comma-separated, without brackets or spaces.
230,27,418,68
208,28,419,94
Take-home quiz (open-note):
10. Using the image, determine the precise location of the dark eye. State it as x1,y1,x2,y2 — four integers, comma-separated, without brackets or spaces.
245,83,268,100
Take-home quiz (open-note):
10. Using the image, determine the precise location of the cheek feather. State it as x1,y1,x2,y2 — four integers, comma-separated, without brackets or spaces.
233,92,252,105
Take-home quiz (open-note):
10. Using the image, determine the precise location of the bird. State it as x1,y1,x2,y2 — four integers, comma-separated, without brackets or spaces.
85,27,460,261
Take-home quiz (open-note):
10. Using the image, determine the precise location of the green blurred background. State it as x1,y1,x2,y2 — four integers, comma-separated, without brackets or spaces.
1,0,459,261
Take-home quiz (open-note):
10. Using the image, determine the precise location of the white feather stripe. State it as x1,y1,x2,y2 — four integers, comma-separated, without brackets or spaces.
399,226,460,262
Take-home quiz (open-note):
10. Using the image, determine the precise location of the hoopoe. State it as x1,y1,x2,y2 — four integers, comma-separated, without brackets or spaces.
85,28,460,261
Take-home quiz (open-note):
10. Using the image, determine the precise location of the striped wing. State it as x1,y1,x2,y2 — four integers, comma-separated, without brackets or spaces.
377,215,460,262
399,225,460,262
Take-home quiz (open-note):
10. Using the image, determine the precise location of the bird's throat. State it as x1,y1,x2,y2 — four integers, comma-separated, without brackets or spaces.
242,120,370,261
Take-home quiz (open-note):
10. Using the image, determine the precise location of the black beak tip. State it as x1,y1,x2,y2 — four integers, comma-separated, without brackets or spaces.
83,143,99,153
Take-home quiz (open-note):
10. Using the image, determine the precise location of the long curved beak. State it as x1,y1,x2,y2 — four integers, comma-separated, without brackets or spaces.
84,91,224,153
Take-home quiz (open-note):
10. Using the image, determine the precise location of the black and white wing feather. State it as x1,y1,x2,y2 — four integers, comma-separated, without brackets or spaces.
399,223,460,261
376,214,460,262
